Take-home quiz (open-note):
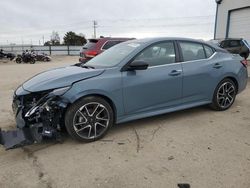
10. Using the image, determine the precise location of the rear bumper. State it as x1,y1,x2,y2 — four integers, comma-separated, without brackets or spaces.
237,66,248,94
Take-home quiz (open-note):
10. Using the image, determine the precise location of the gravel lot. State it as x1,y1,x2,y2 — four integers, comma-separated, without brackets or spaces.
0,57,250,188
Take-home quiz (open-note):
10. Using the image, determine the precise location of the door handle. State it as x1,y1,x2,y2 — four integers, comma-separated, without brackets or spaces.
213,63,222,69
169,70,182,76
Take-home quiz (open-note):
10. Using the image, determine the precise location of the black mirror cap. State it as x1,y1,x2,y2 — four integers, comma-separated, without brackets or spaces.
126,60,149,71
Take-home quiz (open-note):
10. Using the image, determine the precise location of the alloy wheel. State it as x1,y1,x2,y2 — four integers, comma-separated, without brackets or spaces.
217,81,236,109
73,102,110,139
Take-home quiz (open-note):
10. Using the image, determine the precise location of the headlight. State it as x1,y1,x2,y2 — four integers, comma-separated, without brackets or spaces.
51,86,71,96
25,86,70,117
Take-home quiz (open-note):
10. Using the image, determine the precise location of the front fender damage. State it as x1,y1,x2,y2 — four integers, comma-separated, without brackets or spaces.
0,93,69,150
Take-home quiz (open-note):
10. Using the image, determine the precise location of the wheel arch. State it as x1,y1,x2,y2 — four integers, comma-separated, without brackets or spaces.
222,76,239,93
66,93,117,122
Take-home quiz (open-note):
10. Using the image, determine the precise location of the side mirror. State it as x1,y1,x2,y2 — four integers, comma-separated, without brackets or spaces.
127,60,149,71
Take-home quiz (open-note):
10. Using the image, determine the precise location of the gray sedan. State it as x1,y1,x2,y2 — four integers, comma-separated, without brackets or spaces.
0,37,248,149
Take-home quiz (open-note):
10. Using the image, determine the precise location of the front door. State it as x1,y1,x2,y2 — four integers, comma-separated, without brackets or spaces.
122,41,183,115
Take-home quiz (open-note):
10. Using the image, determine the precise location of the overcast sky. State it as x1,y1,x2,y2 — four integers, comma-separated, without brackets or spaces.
0,0,216,45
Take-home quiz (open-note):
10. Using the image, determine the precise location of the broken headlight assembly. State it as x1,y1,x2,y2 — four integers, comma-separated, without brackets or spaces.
25,86,70,118
0,86,70,150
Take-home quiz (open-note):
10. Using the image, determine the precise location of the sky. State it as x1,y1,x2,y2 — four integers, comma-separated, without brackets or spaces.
0,0,217,45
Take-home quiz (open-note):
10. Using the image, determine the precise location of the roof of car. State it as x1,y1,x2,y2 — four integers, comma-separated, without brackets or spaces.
89,37,135,41
128,37,226,52
220,38,243,41
130,37,204,43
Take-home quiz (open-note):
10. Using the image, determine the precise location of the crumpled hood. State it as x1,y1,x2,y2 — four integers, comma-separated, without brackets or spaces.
22,66,104,92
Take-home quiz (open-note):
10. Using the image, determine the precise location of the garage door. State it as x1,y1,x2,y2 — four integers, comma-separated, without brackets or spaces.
228,7,250,41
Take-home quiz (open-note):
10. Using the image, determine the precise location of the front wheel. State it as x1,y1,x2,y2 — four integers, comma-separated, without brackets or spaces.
210,78,237,111
65,96,114,142
16,57,22,64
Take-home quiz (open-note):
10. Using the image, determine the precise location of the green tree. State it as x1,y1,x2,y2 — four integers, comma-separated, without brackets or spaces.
63,31,87,45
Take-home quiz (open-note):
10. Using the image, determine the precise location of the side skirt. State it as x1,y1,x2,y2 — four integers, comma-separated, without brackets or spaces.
116,100,211,124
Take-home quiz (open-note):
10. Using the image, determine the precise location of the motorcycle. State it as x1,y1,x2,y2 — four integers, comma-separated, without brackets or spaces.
0,50,15,61
35,52,52,62
16,52,36,64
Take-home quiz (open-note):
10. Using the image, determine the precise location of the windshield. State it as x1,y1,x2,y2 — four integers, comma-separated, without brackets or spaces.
243,40,250,48
85,42,141,68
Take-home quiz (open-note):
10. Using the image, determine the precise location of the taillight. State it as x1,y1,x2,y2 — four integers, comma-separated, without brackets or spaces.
241,59,248,67
84,50,98,58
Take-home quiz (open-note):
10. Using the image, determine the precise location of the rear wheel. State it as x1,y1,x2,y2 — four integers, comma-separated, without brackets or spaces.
30,58,35,64
65,96,114,142
210,78,237,111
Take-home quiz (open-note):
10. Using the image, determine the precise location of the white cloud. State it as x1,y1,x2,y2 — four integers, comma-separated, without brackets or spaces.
0,0,216,44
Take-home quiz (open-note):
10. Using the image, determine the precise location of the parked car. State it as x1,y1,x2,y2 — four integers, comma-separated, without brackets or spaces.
0,37,248,149
79,37,134,63
219,38,250,59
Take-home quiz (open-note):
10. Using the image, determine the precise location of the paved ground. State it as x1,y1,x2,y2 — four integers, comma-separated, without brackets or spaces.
0,57,250,188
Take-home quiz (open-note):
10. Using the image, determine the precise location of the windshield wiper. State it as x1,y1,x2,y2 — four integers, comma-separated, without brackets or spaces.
81,65,95,69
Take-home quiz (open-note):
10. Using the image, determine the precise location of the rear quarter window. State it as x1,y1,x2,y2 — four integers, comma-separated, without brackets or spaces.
204,45,214,58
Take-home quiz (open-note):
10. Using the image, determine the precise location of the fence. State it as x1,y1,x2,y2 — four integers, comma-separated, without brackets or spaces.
0,45,82,56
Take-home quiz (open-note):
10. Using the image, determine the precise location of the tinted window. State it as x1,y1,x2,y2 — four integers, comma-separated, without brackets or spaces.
204,45,214,58
102,41,122,50
134,42,176,67
220,40,229,48
82,39,98,50
180,42,206,61
228,40,241,47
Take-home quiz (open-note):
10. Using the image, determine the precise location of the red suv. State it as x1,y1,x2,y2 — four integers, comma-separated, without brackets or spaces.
79,37,134,63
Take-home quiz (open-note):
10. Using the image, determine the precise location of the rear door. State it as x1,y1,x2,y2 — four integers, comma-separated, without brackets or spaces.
122,41,183,115
178,41,222,103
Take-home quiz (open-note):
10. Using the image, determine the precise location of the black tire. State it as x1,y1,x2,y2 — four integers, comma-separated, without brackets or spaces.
30,58,35,64
210,78,237,111
65,96,114,142
16,57,22,64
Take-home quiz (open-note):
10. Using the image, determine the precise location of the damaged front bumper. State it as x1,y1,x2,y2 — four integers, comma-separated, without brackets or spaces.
0,128,34,150
0,86,70,150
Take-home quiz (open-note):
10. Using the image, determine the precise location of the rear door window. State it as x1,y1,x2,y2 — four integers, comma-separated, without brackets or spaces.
179,42,206,61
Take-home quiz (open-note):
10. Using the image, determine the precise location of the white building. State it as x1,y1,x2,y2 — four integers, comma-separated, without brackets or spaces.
214,0,250,41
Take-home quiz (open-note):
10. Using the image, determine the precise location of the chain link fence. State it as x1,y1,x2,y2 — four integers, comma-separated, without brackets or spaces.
0,45,82,56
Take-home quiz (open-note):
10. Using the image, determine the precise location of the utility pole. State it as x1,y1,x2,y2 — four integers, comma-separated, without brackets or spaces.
42,35,45,45
21,37,24,50
93,20,98,38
